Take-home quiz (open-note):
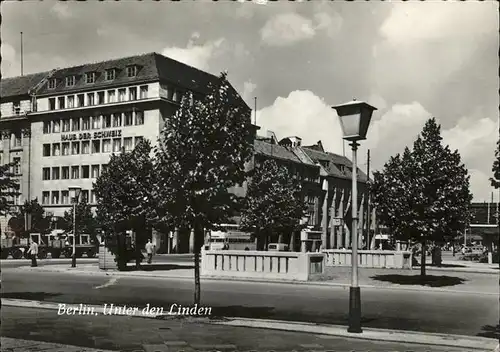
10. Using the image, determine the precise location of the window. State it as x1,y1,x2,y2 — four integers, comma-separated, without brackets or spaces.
107,90,116,103
52,191,60,205
91,165,100,178
58,97,65,109
118,89,126,102
42,192,50,205
52,167,60,180
103,115,112,128
124,137,133,151
72,118,80,131
82,117,90,130
62,191,69,205
62,142,70,156
43,144,51,157
112,113,122,127
66,76,75,87
97,91,105,105
129,87,137,101
62,119,71,132
127,66,137,77
173,90,182,102
43,121,51,134
82,141,90,154
62,167,69,179
86,72,95,84
135,136,143,146
92,116,101,129
92,140,101,154
90,190,96,204
71,166,79,179
124,112,133,126
82,190,89,203
87,93,95,106
52,143,60,156
102,164,108,174
82,165,90,179
102,139,111,153
13,101,21,115
43,167,51,180
53,120,60,133
12,133,22,148
105,69,115,80
139,85,148,99
49,98,56,110
48,79,57,89
67,96,75,108
77,94,85,107
71,141,80,155
12,157,20,174
112,138,122,152
135,111,144,125
167,86,174,101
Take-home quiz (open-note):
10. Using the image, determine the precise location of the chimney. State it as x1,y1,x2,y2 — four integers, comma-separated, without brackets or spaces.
267,130,277,144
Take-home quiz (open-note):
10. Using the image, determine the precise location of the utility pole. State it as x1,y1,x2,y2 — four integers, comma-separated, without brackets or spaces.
21,32,24,76
365,149,371,249
254,97,257,125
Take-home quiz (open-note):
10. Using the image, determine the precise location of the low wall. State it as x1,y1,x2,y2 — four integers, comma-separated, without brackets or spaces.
98,245,117,270
323,250,412,269
201,250,325,281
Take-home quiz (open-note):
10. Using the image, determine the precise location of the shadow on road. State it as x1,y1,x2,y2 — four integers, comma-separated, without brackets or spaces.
0,291,62,300
122,264,194,272
477,324,500,339
370,274,467,287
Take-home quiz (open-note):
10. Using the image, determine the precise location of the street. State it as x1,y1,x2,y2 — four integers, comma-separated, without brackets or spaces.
1,268,498,339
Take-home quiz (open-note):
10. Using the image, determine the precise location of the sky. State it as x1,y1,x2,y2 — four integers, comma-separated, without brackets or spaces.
2,0,499,202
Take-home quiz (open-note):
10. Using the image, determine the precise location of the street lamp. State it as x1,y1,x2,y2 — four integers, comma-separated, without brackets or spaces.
333,99,377,333
68,186,82,268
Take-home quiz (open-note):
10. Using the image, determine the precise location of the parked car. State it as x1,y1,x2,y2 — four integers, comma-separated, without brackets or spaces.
268,243,288,252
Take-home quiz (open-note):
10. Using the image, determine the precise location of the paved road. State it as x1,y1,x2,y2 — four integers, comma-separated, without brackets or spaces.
2,269,498,339
1,306,477,352
0,254,194,269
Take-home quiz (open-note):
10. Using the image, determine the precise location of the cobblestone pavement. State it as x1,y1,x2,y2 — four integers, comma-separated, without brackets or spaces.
1,306,479,352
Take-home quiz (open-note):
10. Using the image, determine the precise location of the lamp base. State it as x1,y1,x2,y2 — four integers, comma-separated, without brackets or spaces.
347,286,362,333
71,254,76,268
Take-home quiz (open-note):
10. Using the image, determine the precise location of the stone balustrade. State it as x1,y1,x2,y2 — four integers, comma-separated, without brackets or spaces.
323,249,412,269
201,250,325,281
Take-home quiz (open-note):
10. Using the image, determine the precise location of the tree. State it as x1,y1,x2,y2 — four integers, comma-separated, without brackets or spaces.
63,198,98,242
240,159,307,250
491,137,500,189
11,198,51,235
0,161,20,217
94,140,156,269
154,72,254,304
371,118,472,277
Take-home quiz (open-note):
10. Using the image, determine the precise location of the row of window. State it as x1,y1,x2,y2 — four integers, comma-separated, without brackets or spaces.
42,136,143,157
48,66,139,89
43,111,144,134
42,189,96,205
42,164,108,181
48,85,149,110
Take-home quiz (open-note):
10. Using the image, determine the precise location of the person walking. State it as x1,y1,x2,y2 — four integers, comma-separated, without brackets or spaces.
145,239,154,264
28,240,38,267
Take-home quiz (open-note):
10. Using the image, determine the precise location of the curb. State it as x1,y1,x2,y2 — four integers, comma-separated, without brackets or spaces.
2,299,497,351
14,265,499,296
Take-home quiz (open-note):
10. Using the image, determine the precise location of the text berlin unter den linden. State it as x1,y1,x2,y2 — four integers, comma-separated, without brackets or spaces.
57,303,212,317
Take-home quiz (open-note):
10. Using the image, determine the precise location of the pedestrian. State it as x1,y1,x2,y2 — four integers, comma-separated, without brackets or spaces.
145,239,154,264
452,245,455,257
28,240,38,267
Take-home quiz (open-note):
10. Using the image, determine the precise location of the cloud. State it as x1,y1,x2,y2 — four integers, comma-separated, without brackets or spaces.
260,13,316,47
313,12,342,37
468,169,499,202
50,2,73,19
242,80,257,104
1,43,17,78
162,34,225,71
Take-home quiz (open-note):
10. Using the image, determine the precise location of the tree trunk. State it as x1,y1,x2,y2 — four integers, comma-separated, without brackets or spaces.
134,230,142,270
278,234,283,244
193,222,203,305
420,239,426,277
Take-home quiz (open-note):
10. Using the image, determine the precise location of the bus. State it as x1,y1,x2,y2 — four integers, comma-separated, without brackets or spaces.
206,224,256,251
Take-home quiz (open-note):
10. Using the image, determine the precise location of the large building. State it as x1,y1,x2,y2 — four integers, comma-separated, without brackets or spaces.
0,52,250,236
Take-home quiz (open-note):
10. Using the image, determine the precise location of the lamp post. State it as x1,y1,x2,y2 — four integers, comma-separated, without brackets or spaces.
68,186,81,268
333,99,377,333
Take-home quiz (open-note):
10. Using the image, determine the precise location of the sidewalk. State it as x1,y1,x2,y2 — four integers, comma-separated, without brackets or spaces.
2,305,497,351
16,262,499,294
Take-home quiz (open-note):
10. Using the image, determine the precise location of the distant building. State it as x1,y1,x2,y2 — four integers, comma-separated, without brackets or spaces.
466,202,499,251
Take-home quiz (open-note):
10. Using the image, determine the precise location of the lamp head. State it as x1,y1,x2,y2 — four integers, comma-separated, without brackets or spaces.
332,100,377,141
